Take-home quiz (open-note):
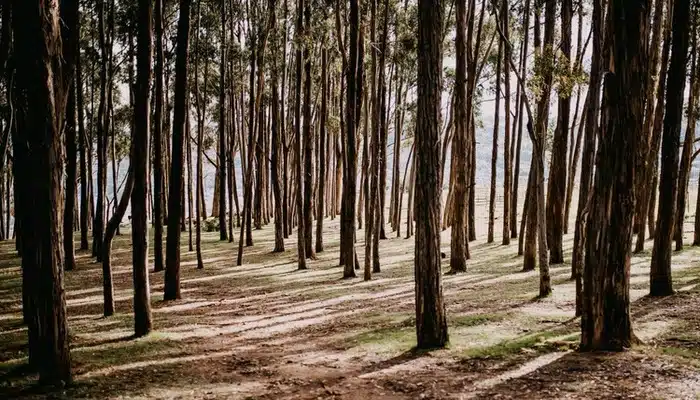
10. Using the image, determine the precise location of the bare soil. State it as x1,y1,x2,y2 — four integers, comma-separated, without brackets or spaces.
1,208,700,399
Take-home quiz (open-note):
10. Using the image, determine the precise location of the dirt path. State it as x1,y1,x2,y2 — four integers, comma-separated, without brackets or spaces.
1,212,700,399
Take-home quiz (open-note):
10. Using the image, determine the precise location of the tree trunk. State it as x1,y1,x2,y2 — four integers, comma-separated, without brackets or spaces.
165,0,193,300
341,0,361,277
634,0,667,252
13,0,73,383
153,0,165,272
545,0,571,265
501,0,511,246
650,0,690,297
316,47,328,253
295,0,307,269
674,18,698,251
415,0,448,349
581,0,646,351
450,0,470,273
488,29,501,245
572,0,602,315
218,0,228,241
510,0,530,240
302,0,314,259
64,77,78,271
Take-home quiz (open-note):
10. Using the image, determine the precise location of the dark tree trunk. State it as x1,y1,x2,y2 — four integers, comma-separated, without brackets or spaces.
634,0,667,252
501,0,511,245
218,0,228,241
341,0,362,276
132,0,155,336
165,0,192,300
675,26,698,251
316,47,328,253
545,0,571,265
581,0,647,351
153,0,165,273
64,77,78,271
295,0,307,269
78,14,89,251
13,0,73,383
488,28,501,245
93,0,109,262
450,0,469,273
415,0,448,349
103,164,135,317
572,0,603,315
510,0,530,240
302,0,314,259
650,0,690,297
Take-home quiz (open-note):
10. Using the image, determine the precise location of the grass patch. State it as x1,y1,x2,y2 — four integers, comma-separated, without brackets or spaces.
449,312,507,328
73,333,184,369
462,330,571,359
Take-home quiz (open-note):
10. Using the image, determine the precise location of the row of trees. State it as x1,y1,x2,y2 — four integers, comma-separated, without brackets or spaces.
2,0,699,385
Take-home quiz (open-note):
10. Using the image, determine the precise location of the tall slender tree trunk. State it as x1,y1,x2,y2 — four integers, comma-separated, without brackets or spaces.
295,0,308,269
650,0,690,297
545,0,571,265
341,0,362,277
153,0,165,272
501,0,511,246
165,0,193,300
316,46,328,253
133,0,154,336
450,0,470,273
634,0,667,252
302,0,314,259
488,32,501,245
415,0,448,349
674,17,698,251
510,0,530,240
572,0,602,315
218,0,228,241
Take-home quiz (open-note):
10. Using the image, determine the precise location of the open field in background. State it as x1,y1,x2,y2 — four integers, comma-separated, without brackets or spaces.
0,187,699,399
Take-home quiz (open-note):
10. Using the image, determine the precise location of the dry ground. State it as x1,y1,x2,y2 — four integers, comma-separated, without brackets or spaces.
1,198,700,399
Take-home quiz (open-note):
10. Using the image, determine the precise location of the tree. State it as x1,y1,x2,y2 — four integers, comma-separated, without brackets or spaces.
450,0,469,273
581,0,647,351
302,0,315,259
545,0,571,265
12,0,73,384
165,0,193,300
295,0,308,269
340,0,362,277
414,0,448,349
271,0,284,253
218,0,227,242
675,18,698,251
650,0,690,297
317,44,328,253
572,0,603,316
153,0,166,273
133,0,154,336
501,0,511,246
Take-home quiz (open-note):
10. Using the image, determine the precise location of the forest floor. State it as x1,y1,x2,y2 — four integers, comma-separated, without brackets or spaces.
1,199,700,399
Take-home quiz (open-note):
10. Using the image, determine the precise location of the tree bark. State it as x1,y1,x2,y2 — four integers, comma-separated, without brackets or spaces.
165,0,193,300
650,0,689,297
12,0,73,383
581,0,647,351
415,0,448,349
545,0,571,265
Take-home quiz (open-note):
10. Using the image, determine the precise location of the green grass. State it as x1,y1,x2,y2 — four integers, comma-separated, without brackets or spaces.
462,330,572,359
73,333,183,369
449,312,507,328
